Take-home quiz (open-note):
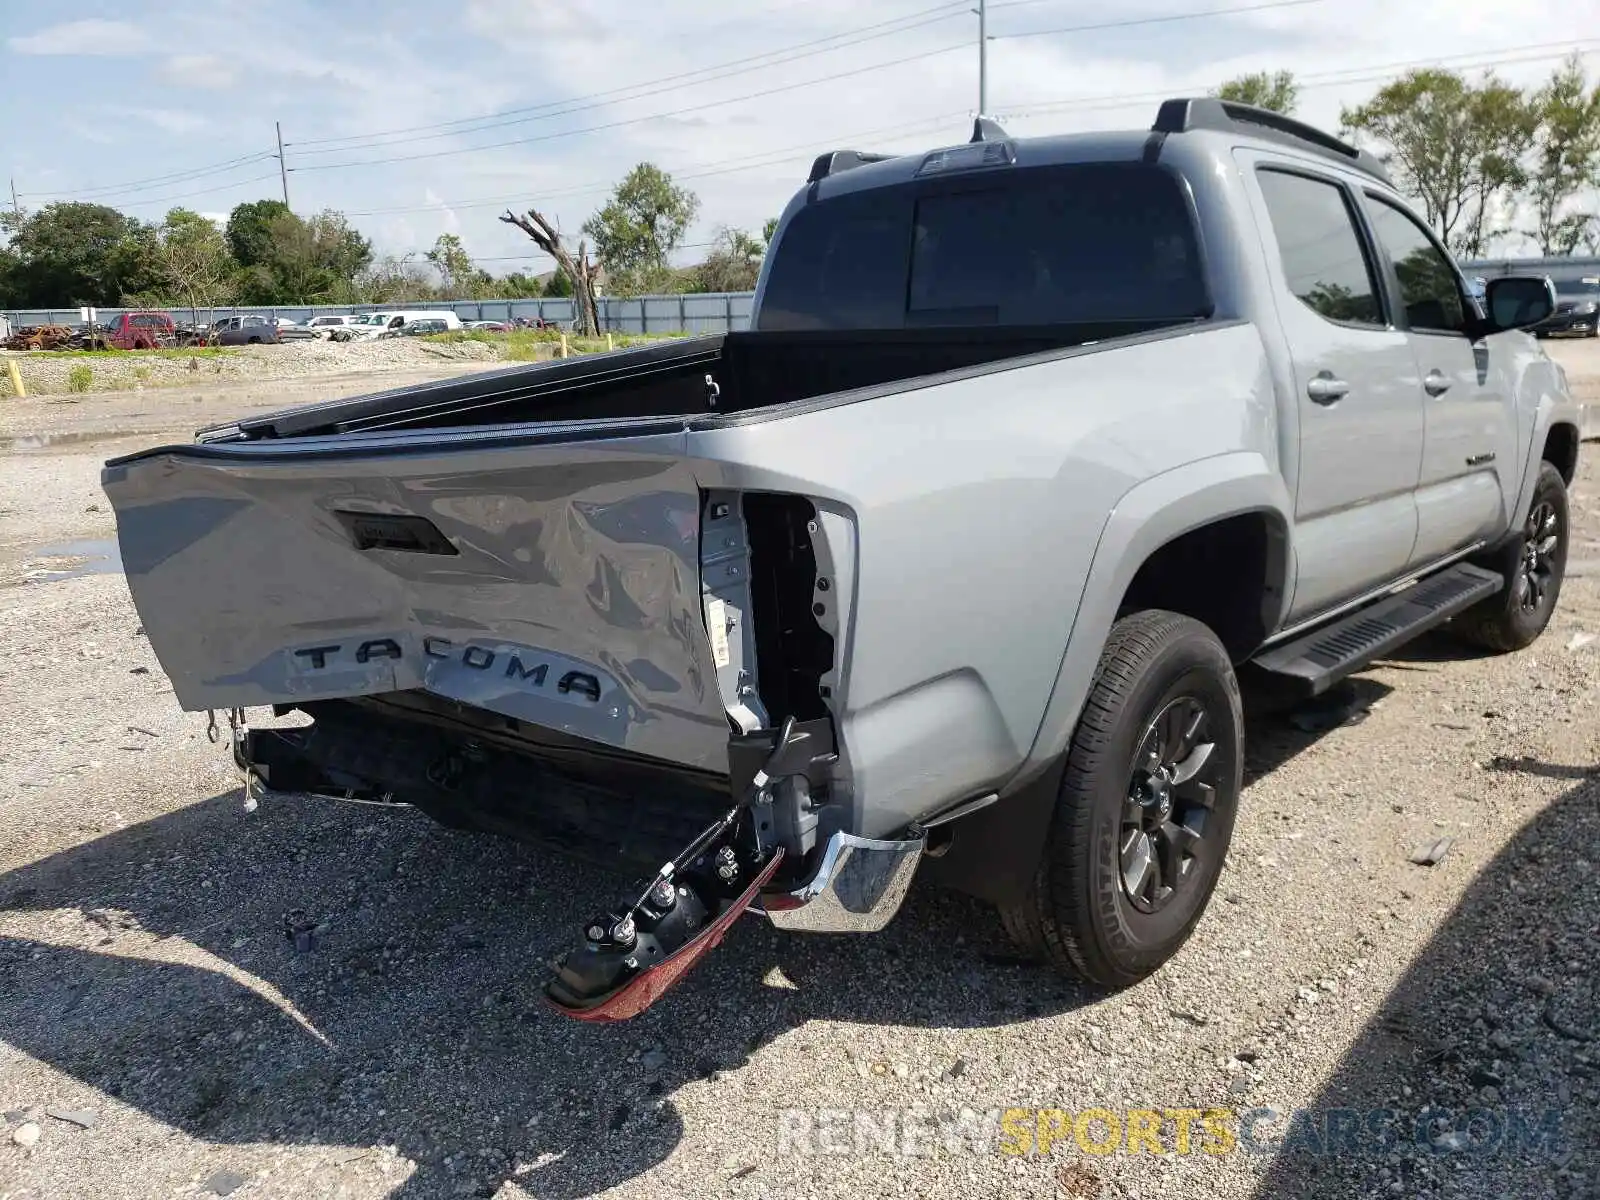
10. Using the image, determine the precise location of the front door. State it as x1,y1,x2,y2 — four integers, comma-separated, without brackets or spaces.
1360,195,1518,566
1245,160,1425,621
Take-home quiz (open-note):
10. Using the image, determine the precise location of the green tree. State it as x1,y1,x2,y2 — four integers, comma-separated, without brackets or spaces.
307,210,373,282
224,199,292,268
229,206,373,303
425,233,475,295
5,202,156,306
542,268,573,297
345,253,437,305
1215,70,1298,114
582,163,700,296
493,270,545,298
762,216,780,249
1342,70,1533,257
149,208,235,323
1523,54,1600,256
689,226,765,293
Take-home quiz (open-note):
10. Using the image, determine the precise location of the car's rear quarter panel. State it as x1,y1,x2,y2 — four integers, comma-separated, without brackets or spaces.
688,321,1285,835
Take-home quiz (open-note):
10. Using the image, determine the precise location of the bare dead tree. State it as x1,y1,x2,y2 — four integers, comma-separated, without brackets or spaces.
500,208,600,335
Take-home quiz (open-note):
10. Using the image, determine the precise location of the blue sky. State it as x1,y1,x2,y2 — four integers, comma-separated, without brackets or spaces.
4,0,1599,272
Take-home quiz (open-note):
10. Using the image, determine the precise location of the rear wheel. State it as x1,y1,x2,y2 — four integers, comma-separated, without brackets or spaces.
1454,461,1569,652
998,610,1242,988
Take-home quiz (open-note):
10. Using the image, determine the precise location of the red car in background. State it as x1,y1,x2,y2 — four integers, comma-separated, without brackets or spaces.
103,311,175,349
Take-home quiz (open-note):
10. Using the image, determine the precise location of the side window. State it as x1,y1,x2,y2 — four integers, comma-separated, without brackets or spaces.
1364,197,1467,335
1256,169,1383,327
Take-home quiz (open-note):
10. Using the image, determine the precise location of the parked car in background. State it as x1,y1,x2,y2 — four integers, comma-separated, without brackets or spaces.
466,320,510,332
103,311,175,350
1533,276,1600,338
332,310,465,341
390,318,451,337
305,315,357,332
211,315,279,345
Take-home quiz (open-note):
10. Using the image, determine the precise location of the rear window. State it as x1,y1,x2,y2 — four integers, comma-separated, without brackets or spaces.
759,163,1209,331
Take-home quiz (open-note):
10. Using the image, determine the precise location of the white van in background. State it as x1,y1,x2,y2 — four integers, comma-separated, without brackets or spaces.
343,310,464,340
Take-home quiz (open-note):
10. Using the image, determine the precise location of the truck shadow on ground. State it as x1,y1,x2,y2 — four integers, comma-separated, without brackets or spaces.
0,695,1394,1198
1248,767,1599,1199
0,783,1090,1198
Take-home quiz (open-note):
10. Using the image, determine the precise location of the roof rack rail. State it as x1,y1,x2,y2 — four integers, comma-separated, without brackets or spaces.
1152,97,1392,185
807,149,895,184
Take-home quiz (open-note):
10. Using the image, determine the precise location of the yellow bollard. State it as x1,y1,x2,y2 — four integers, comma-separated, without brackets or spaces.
606,332,614,352
559,332,569,359
5,358,24,399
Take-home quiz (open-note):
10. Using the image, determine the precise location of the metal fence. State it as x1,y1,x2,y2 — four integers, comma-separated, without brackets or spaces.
8,256,1597,331
2,291,757,334
1461,255,1600,284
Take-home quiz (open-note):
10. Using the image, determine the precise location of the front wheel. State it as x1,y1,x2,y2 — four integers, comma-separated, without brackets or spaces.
1454,461,1569,652
998,610,1242,988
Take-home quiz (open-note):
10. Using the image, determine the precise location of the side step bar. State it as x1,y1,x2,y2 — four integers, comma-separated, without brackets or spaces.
1252,563,1503,696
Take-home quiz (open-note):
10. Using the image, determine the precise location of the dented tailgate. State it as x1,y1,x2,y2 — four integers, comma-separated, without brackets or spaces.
101,422,734,773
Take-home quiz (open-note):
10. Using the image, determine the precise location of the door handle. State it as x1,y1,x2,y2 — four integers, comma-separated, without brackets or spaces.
1423,370,1452,396
1306,373,1349,404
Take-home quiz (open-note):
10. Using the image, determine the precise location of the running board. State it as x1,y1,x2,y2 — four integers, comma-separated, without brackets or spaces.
1252,563,1503,696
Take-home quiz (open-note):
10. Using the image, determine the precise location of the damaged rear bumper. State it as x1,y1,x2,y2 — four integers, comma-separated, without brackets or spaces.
759,829,925,933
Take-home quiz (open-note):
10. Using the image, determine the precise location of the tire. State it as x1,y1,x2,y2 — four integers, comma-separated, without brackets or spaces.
998,610,1243,988
1454,461,1569,652
247,336,261,345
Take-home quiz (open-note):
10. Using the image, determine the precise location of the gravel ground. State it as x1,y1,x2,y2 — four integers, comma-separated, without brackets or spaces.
3,337,510,396
0,344,1598,1200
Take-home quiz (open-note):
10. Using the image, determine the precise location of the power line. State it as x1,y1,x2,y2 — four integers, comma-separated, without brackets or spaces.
17,151,278,202
285,0,1327,161
988,0,1327,41
289,41,973,172
287,2,972,154
993,40,1600,119
339,110,971,218
110,172,285,211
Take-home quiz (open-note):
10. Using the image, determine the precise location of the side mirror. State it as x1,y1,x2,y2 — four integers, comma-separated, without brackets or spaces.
1483,276,1555,333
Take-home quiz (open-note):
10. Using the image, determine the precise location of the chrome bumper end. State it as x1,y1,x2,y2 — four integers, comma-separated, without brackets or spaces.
760,829,925,933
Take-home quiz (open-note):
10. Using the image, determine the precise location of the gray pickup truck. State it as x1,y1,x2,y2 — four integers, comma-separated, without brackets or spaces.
102,99,1576,1021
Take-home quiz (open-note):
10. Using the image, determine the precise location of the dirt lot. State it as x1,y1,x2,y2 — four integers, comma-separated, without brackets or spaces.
1,346,1598,1200
1,338,510,397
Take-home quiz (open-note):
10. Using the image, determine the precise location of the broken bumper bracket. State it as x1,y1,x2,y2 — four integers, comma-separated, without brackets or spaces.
759,828,926,933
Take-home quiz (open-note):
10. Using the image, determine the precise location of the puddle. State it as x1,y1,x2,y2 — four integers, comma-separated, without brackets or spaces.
2,430,143,452
23,538,124,582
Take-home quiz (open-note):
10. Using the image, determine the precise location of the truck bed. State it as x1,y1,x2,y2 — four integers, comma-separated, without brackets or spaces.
202,321,1190,441
103,316,1240,830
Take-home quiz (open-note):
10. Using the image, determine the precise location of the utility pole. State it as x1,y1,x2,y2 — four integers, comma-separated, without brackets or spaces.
8,177,18,218
976,0,988,117
274,122,290,209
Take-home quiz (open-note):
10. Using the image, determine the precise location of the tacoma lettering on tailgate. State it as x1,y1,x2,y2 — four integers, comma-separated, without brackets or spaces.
290,638,604,704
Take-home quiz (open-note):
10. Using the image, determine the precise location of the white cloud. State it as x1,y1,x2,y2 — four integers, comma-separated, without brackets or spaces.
8,18,155,56
12,0,1600,262
62,118,117,146
158,54,239,89
99,106,211,135
423,188,461,234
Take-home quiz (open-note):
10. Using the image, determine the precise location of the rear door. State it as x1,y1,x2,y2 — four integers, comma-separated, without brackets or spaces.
1243,157,1425,620
1359,194,1517,565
